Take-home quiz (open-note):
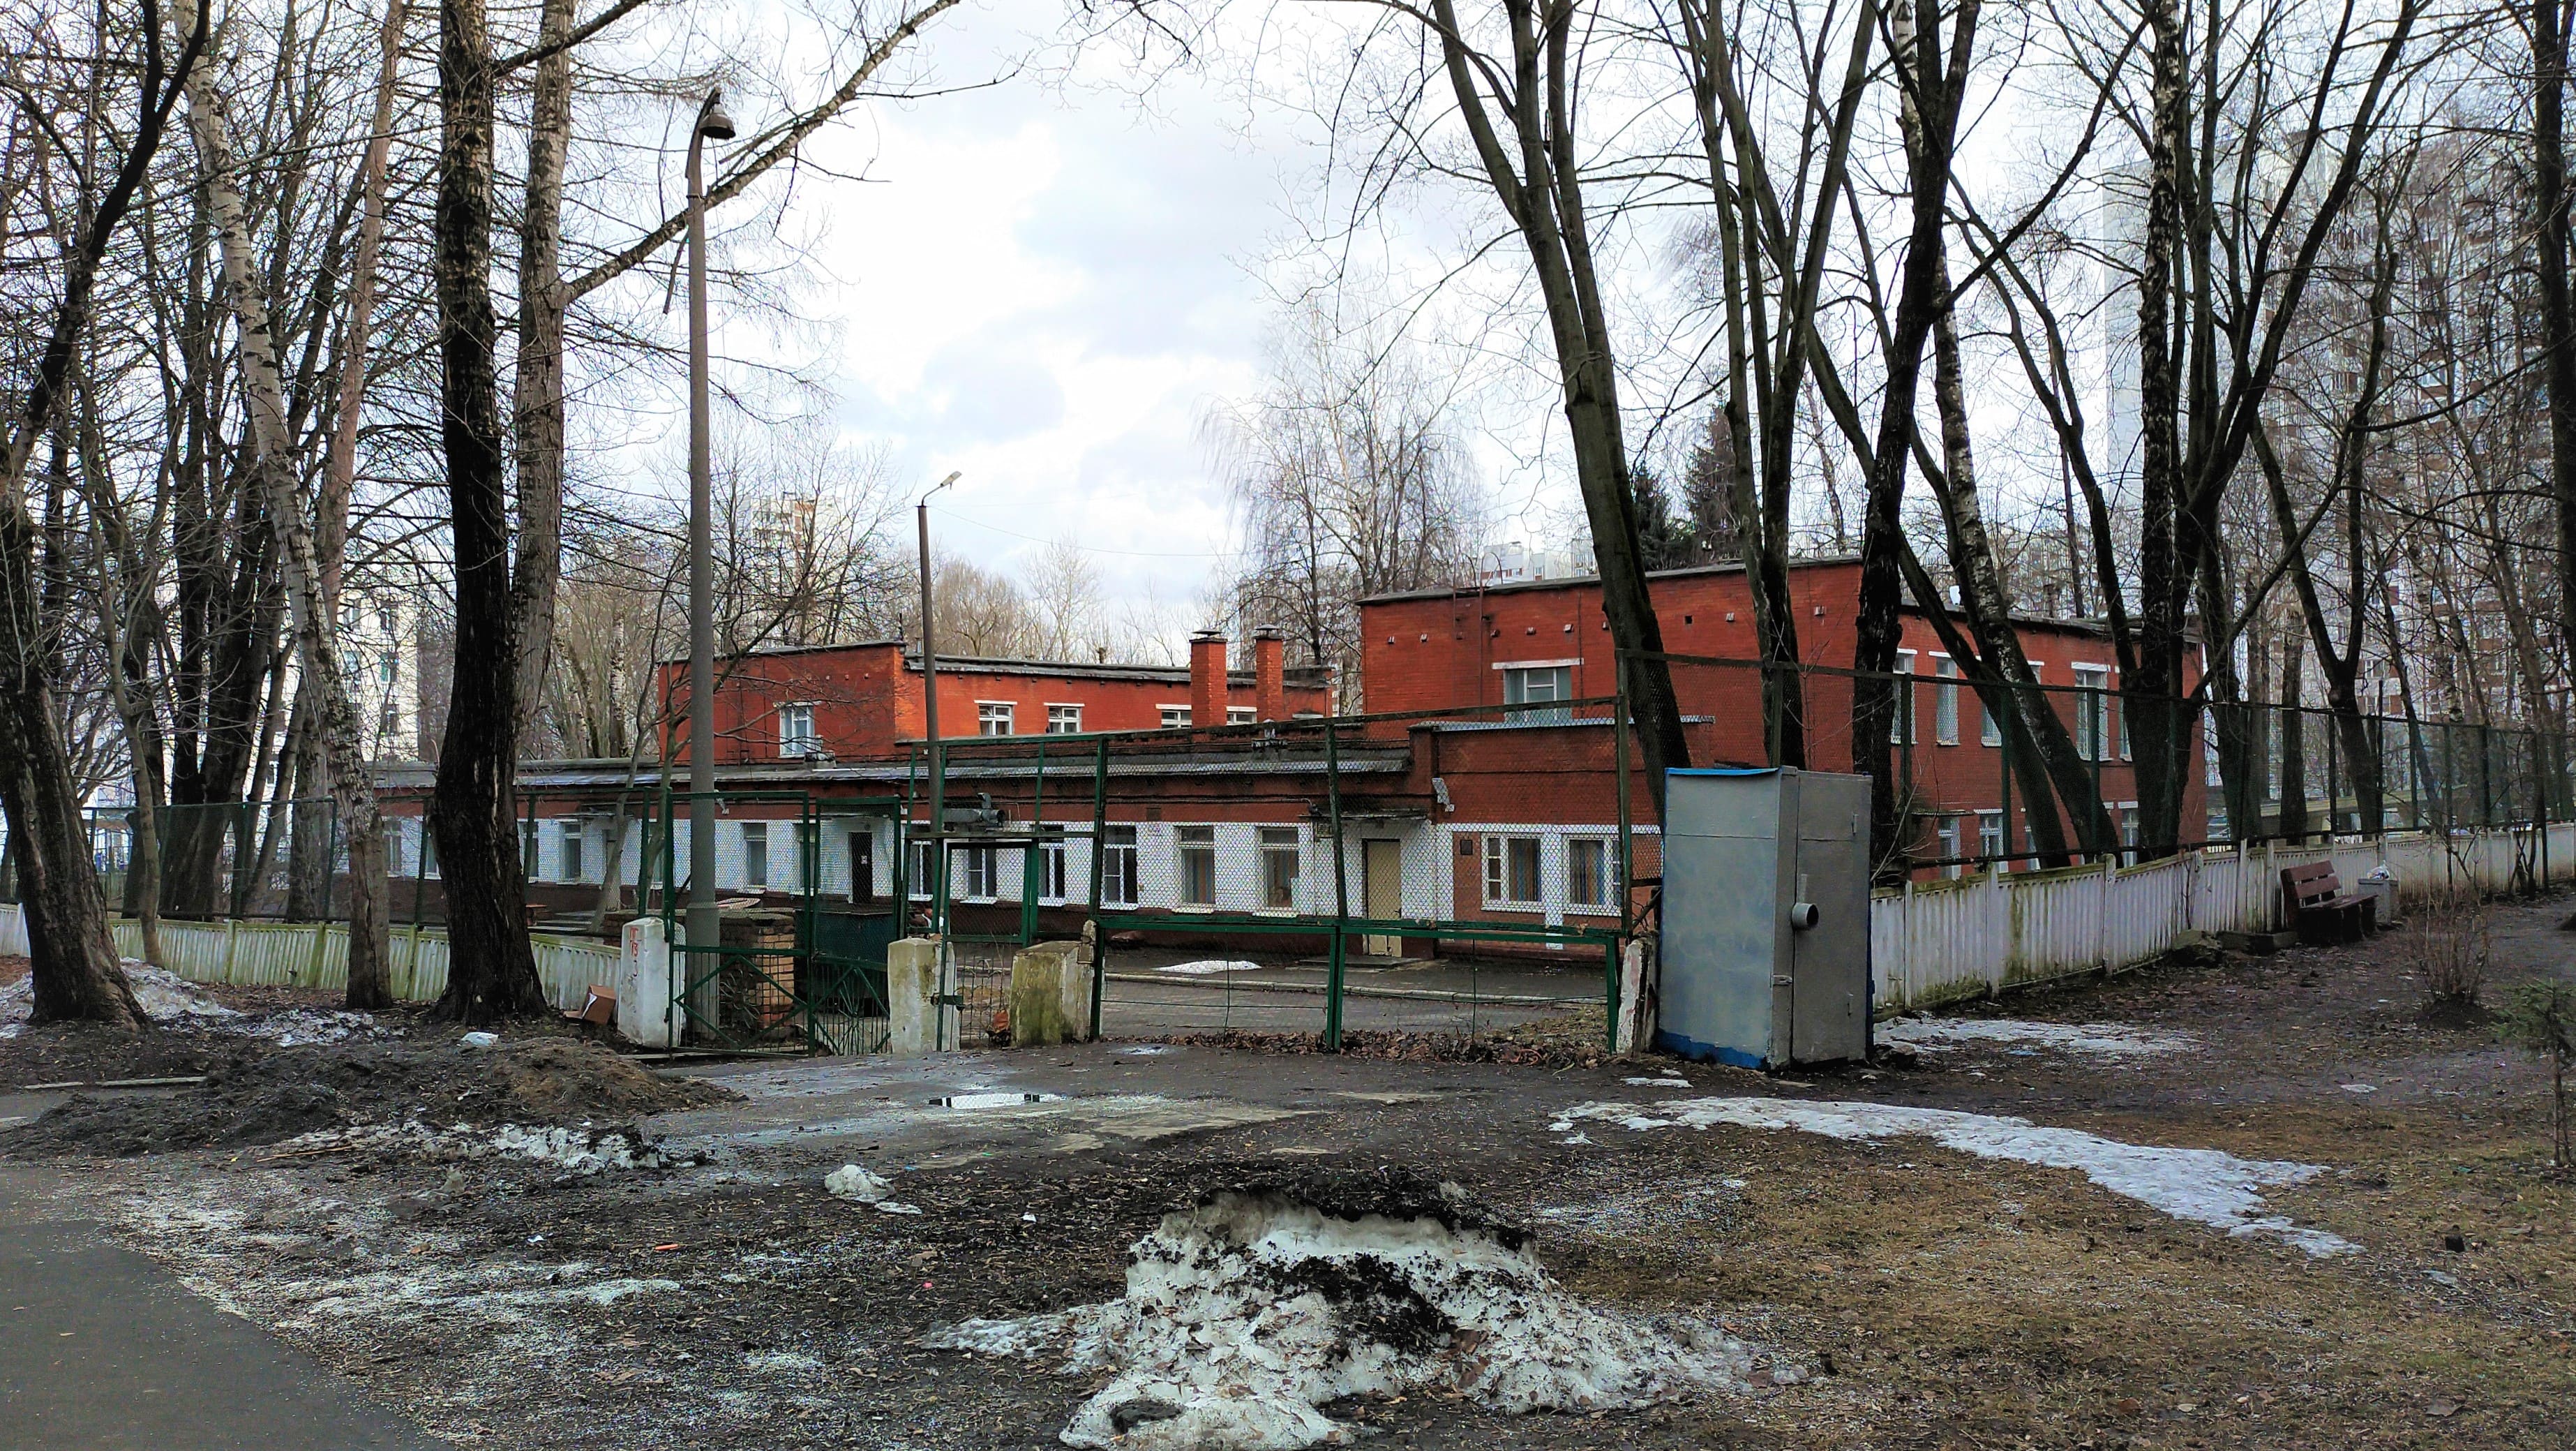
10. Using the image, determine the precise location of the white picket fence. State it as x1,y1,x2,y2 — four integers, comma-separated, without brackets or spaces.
1871,824,2576,1014
0,905,614,1013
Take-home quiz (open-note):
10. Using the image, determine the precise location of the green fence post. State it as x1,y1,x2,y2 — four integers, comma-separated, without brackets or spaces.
1615,673,1634,937
1088,734,1109,1041
1022,738,1045,946
1325,718,1347,1051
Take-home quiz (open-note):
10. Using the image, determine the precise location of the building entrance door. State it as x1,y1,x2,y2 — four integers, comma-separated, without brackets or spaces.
1361,840,1402,958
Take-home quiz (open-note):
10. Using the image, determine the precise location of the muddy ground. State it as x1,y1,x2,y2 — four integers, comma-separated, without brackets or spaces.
3,899,2575,1448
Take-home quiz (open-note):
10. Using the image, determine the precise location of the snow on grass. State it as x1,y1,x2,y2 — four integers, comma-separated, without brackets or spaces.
0,962,384,1044
1873,1018,2196,1058
1153,959,1261,976
924,1191,1781,1450
1562,1097,2354,1258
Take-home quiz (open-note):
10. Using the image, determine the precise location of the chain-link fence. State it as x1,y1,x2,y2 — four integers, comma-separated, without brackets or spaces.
919,701,1630,1052
1649,650,2573,875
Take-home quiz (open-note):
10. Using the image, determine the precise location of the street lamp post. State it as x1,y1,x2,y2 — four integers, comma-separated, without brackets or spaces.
686,90,735,1010
916,471,959,931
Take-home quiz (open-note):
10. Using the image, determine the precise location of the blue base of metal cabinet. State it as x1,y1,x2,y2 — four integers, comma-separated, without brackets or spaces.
1657,767,1871,1069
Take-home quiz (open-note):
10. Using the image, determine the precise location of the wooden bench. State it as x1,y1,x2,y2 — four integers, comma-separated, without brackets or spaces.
2280,863,2375,945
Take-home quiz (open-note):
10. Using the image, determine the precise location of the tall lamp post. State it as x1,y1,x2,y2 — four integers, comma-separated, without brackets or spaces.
686,90,735,1001
916,470,960,930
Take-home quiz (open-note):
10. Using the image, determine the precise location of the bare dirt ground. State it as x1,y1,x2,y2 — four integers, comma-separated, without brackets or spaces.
3,897,2574,1449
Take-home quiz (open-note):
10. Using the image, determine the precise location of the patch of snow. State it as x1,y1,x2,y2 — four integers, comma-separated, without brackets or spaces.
875,1201,923,1215
277,1121,667,1176
2339,1083,2378,1094
1874,1018,2196,1058
824,1164,890,1203
0,963,385,1045
1153,959,1261,976
1624,1076,1694,1087
458,1031,500,1049
924,1191,1779,1450
1563,1097,2354,1258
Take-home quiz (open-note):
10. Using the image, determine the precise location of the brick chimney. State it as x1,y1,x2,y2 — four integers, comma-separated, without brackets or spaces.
1252,627,1285,722
1188,630,1227,729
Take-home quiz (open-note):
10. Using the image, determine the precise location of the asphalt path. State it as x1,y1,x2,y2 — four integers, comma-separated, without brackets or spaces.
0,1151,438,1450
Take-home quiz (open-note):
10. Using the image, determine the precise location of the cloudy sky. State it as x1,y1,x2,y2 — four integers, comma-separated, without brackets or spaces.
741,0,1324,620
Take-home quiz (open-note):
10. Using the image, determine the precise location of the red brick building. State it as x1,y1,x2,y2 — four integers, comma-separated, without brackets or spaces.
396,560,2203,939
657,629,1333,766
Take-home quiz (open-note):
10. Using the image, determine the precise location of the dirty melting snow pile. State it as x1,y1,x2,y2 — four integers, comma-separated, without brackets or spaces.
1873,1017,2196,1058
272,1120,669,1175
1564,1097,2353,1258
0,962,380,1044
927,1190,1778,1450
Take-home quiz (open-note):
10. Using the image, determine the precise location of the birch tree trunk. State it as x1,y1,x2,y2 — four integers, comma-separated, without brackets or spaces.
174,0,396,1009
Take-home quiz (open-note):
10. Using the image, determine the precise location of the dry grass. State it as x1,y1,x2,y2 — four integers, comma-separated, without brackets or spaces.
1534,1108,2576,1449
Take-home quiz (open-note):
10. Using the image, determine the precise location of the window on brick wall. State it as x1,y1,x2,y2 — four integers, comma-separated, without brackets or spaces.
977,701,1014,736
742,822,769,888
908,839,936,900
779,702,817,757
1891,650,1917,743
1227,706,1257,725
1502,665,1572,722
1045,704,1081,734
1977,810,2005,863
1482,834,1542,905
1933,657,1960,744
2074,665,2111,760
1159,705,1190,729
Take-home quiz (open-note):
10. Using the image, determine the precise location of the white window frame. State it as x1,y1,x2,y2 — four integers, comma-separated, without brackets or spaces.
975,701,1014,737
1158,705,1190,729
961,844,999,900
742,821,770,889
1100,825,1139,907
1891,649,1917,743
1227,705,1258,726
907,839,938,901
1564,836,1617,913
1499,663,1574,722
1257,826,1300,911
779,701,818,757
558,820,584,883
1932,656,1960,745
521,820,542,880
1174,825,1217,909
1977,810,2005,864
1044,704,1082,734
1042,838,1070,902
1481,833,1543,908
2072,664,2111,761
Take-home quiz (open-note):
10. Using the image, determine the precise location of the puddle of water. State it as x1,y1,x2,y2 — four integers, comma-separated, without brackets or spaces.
928,1092,1065,1109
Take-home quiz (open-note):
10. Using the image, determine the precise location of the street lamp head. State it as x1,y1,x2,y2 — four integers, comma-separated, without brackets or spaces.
698,92,737,142
920,470,961,505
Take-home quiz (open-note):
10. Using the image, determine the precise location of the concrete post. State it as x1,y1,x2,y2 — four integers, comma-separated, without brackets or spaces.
1008,939,1092,1047
888,937,958,1055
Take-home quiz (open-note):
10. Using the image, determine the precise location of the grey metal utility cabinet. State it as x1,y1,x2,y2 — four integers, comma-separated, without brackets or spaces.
1656,767,1871,1069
